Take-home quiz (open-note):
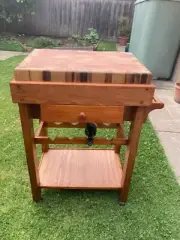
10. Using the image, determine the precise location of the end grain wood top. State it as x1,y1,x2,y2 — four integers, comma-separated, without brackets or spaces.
14,49,152,84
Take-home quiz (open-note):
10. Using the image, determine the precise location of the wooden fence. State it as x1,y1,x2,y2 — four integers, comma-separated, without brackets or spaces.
0,0,135,38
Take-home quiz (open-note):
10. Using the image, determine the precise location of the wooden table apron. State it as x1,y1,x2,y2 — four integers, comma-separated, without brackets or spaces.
10,50,164,205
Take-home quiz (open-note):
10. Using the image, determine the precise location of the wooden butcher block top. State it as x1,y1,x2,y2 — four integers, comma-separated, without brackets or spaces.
14,49,152,84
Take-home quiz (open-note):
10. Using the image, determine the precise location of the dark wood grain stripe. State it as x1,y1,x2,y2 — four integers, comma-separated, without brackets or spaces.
141,74,148,84
80,72,88,82
72,72,75,82
43,71,51,81
105,73,112,83
132,74,135,84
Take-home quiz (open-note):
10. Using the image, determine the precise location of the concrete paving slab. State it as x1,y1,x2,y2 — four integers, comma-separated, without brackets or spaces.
152,80,175,89
150,89,180,132
150,80,180,183
116,44,125,52
157,132,180,183
0,51,27,60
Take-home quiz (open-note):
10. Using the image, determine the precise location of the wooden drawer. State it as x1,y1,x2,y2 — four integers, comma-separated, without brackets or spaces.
40,105,124,123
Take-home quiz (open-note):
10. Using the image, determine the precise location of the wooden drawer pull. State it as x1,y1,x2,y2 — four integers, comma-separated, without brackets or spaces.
79,112,86,121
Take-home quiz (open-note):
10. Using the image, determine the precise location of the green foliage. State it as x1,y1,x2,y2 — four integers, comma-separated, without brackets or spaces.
120,28,130,37
83,28,100,45
96,41,117,51
71,34,85,46
72,34,82,42
0,0,35,24
118,17,131,37
0,38,26,52
27,37,60,49
72,28,100,46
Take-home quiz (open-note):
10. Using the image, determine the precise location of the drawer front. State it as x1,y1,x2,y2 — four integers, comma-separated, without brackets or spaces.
41,105,124,123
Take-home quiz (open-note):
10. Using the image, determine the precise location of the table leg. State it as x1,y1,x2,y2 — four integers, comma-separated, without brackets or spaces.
19,104,41,202
120,107,145,205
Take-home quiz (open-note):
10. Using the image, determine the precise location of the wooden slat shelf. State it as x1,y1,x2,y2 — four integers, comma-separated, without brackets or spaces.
39,149,122,189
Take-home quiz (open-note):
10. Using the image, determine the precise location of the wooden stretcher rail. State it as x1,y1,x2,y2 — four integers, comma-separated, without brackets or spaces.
36,121,119,136
34,136,128,145
10,81,155,106
47,122,119,129
34,121,128,145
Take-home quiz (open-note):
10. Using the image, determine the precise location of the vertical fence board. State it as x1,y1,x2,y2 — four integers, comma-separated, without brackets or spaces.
0,0,135,38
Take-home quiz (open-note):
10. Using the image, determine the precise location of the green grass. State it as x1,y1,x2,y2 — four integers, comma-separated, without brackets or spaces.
97,41,117,51
1,57,180,240
0,39,26,52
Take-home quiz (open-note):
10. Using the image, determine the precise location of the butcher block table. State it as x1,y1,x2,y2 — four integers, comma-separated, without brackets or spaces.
10,49,164,205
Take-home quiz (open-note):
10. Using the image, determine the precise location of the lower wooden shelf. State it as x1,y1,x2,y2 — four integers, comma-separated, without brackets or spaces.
39,149,122,189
